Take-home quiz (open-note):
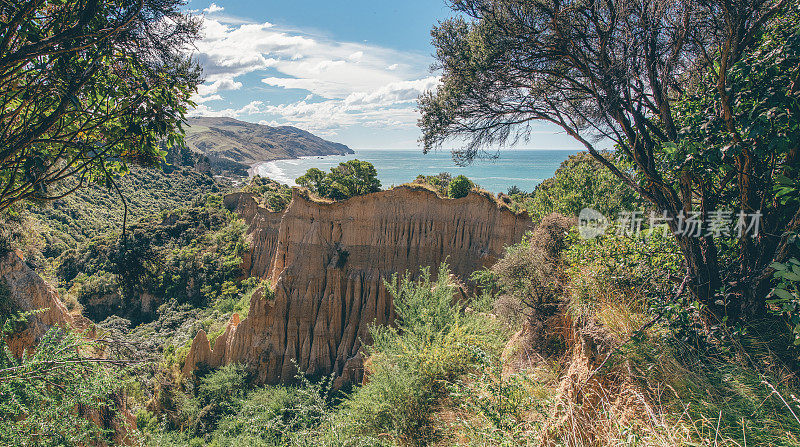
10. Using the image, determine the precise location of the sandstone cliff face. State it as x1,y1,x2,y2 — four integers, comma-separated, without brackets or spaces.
0,251,91,357
0,251,134,445
223,192,284,277
185,186,532,385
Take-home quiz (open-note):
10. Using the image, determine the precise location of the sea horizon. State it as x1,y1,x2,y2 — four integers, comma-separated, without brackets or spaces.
254,148,582,194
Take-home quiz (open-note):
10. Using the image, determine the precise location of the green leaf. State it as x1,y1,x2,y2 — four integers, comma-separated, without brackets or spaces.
784,271,800,282
771,262,788,271
774,288,795,300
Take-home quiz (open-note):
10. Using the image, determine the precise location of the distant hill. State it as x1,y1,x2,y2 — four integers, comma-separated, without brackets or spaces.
184,117,354,174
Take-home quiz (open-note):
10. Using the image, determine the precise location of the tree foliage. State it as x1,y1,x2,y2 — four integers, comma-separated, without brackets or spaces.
0,0,202,211
296,160,381,200
419,0,799,321
447,174,473,198
522,152,645,223
56,196,249,323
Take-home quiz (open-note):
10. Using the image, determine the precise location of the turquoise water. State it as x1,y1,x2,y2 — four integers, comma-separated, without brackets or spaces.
255,149,580,194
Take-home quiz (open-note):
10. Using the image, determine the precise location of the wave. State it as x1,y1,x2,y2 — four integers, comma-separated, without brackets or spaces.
256,162,296,185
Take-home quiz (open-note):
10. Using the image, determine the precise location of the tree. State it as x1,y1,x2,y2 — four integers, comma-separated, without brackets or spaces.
525,152,645,223
296,160,381,200
0,0,202,212
448,174,473,198
327,160,382,200
296,168,329,197
419,0,798,321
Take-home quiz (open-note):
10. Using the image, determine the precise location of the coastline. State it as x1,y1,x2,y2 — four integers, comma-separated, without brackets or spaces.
248,154,340,180
247,149,579,193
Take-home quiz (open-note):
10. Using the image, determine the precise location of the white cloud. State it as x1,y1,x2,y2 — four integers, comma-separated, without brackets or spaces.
344,77,439,106
239,100,263,115
258,76,436,133
194,20,313,81
193,94,223,103
189,15,435,135
203,3,224,14
189,104,238,117
196,78,242,96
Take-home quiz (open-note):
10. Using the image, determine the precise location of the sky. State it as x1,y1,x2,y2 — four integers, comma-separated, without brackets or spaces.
184,0,583,151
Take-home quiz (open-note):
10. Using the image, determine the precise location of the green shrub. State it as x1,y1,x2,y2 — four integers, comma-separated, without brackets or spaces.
447,175,473,198
244,176,292,212
147,366,336,447
0,316,129,446
182,364,250,435
322,264,507,445
447,352,549,445
563,227,685,321
521,152,644,223
414,172,452,196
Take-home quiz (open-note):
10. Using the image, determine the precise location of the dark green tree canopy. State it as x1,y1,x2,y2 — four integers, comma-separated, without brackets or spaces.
0,0,202,211
296,160,381,200
447,174,473,198
419,0,799,321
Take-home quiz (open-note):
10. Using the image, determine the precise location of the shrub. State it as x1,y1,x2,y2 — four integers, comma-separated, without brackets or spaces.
414,172,452,196
323,264,507,445
563,226,685,326
447,174,472,198
491,214,572,342
244,176,292,212
184,364,250,435
0,316,129,446
521,152,644,223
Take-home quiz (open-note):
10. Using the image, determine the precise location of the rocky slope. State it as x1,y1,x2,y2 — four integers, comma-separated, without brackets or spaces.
0,251,93,356
184,186,532,385
184,117,354,171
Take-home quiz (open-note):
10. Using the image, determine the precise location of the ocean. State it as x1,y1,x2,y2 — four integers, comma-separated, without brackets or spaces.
254,149,580,194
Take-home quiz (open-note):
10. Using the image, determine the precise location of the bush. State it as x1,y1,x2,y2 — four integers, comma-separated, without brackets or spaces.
447,175,473,198
521,152,644,223
146,366,335,447
243,177,292,212
414,172,452,196
180,364,250,435
491,214,572,338
0,317,129,446
322,264,507,445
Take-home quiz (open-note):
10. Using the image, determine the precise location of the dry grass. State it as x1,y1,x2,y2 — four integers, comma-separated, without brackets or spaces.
440,221,800,446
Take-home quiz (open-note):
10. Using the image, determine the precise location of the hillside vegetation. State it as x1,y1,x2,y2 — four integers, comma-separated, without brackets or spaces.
184,117,354,175
2,0,800,445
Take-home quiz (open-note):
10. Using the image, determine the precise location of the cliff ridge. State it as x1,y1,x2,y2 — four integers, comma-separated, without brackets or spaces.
183,186,532,385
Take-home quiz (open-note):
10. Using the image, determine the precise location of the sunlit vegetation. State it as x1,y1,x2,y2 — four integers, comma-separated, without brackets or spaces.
296,160,381,200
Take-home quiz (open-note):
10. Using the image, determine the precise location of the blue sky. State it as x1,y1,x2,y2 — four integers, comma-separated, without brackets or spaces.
185,0,582,150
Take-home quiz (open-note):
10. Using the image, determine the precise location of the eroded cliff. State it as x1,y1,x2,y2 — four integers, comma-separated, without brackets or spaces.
184,186,532,385
0,251,92,357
